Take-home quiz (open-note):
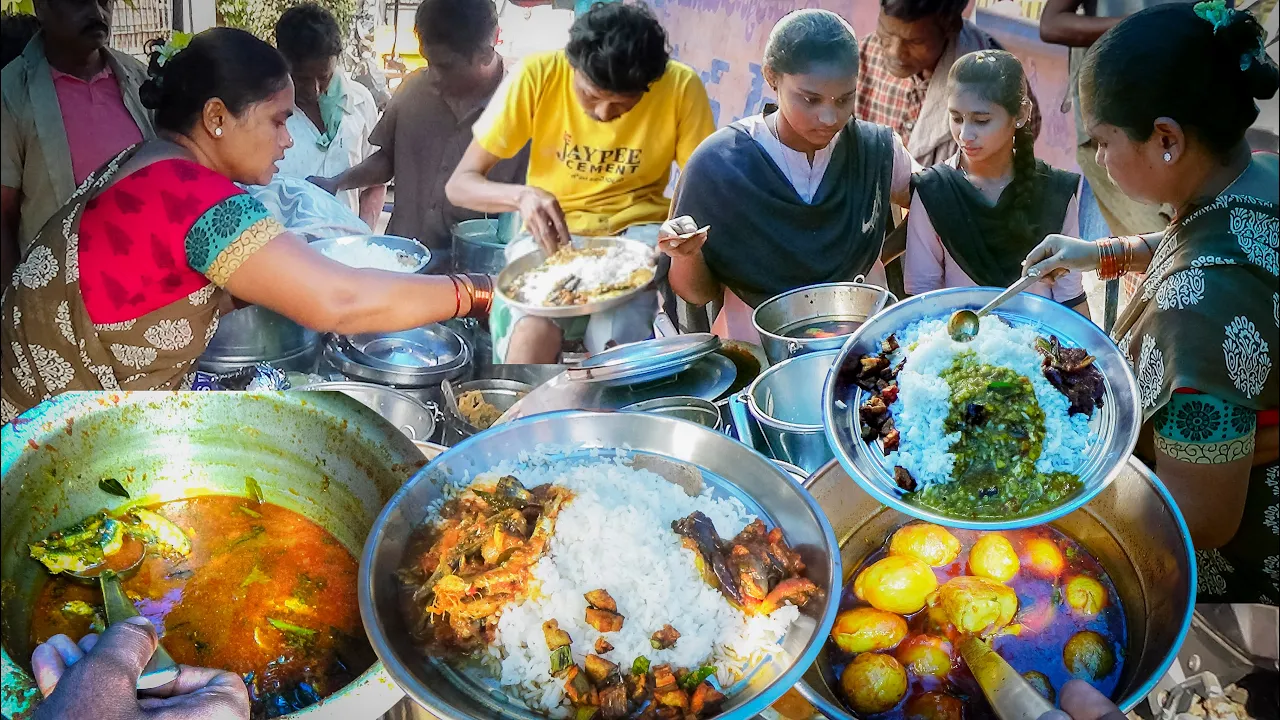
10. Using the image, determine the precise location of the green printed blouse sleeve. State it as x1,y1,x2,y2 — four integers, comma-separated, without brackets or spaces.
184,194,285,286
1152,392,1257,464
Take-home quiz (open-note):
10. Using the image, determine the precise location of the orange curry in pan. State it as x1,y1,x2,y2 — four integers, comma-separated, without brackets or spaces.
30,496,373,719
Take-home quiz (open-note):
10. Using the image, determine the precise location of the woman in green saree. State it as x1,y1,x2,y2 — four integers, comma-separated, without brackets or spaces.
1027,2,1279,604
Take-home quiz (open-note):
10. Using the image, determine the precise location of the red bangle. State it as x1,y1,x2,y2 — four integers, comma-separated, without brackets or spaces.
447,274,462,319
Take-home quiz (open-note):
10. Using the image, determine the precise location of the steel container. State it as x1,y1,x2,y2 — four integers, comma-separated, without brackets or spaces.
199,305,321,374
295,380,438,443
753,283,895,366
822,286,1143,531
440,378,532,444
359,411,842,720
1,391,427,720
730,350,839,475
794,459,1196,718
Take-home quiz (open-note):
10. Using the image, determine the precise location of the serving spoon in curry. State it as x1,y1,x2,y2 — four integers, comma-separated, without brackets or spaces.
958,636,1057,720
947,269,1043,342
68,541,181,690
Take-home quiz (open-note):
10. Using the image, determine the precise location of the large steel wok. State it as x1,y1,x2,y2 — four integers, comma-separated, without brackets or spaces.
359,410,842,720
794,458,1196,718
0,391,427,720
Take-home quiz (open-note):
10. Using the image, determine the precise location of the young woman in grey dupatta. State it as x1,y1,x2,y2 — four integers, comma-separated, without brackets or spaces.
658,10,916,339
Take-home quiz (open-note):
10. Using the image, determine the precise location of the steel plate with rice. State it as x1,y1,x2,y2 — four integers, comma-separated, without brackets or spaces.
823,288,1141,530
360,411,841,720
497,238,658,319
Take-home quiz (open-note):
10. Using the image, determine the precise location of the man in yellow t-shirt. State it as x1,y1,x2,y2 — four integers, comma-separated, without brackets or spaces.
447,2,714,364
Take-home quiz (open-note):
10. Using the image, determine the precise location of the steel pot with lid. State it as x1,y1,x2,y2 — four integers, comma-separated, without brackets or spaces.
199,306,321,374
323,323,472,403
753,283,896,366
728,350,838,475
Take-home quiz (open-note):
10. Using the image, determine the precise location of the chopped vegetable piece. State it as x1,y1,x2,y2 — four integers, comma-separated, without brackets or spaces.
98,478,130,498
61,600,97,616
573,706,599,720
237,505,262,519
652,664,678,690
240,566,270,589
550,645,574,676
543,619,572,650
690,681,726,715
584,654,618,685
584,588,617,613
650,624,680,650
594,637,614,654
246,476,265,504
627,671,649,702
631,656,650,676
585,608,624,633
654,686,689,710
599,683,628,720
563,666,595,705
679,666,716,691
123,508,192,557
267,617,315,637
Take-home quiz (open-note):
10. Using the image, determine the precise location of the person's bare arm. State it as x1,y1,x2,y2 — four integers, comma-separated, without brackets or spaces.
1039,0,1122,47
312,149,394,196
658,217,723,306
446,142,568,254
1,186,20,285
1155,443,1255,549
357,184,387,229
222,233,472,334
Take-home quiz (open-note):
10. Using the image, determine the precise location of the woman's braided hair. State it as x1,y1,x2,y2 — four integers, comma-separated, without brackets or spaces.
949,50,1038,249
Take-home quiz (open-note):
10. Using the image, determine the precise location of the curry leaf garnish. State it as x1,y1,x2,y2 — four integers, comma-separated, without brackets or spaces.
98,478,130,498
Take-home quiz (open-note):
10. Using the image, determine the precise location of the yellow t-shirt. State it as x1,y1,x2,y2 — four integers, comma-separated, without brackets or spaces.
473,51,715,237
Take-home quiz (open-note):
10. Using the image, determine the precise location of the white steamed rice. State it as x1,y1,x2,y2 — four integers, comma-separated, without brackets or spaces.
456,457,798,717
883,316,1093,488
321,240,422,271
510,244,654,306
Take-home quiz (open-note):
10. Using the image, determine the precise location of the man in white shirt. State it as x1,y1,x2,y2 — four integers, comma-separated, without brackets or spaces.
273,3,384,227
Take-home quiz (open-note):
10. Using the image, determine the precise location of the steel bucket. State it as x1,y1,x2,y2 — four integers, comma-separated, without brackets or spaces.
0,391,427,720
359,411,842,720
440,378,532,444
451,218,508,275
729,350,838,475
753,283,896,366
623,395,723,431
295,380,438,443
794,459,1196,718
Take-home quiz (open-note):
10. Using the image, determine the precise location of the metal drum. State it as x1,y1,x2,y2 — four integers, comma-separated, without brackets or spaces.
359,411,842,720
753,283,895,366
795,458,1196,718
822,286,1142,530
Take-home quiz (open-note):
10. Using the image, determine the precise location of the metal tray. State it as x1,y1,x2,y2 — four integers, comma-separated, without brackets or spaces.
495,236,657,319
567,333,721,386
359,411,841,720
312,234,431,273
822,287,1142,531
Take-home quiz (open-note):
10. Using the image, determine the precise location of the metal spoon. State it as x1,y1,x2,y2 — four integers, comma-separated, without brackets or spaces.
68,543,181,690
947,269,1043,342
958,636,1056,720
662,225,710,250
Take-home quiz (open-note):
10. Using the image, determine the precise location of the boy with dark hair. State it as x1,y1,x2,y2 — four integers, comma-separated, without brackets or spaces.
274,3,383,225
313,0,526,262
446,1,715,364
855,0,1042,167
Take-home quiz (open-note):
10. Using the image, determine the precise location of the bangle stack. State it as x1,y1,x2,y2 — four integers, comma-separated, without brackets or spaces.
1097,238,1123,281
464,273,495,319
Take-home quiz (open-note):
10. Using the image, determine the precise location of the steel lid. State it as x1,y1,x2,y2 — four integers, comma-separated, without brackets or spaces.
599,352,737,404
343,325,467,373
566,333,720,386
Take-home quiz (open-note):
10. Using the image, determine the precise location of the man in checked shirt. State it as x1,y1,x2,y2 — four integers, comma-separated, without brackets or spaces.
855,0,1042,168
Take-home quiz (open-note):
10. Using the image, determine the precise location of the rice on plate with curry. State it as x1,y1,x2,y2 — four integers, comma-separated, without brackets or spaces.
396,455,823,720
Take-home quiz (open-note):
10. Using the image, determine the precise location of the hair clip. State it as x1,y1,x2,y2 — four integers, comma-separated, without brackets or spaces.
1194,0,1235,33
156,31,193,67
